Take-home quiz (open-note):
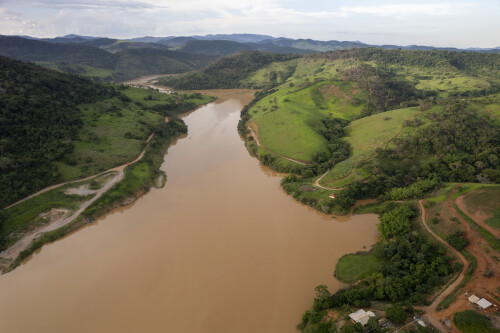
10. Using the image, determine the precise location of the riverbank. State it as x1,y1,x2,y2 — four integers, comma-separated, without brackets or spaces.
0,79,216,273
0,88,380,333
1,117,189,273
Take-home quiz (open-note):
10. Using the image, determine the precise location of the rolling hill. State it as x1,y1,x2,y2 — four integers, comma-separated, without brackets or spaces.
0,36,216,81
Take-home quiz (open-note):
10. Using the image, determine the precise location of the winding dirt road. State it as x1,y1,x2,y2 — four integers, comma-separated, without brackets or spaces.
418,199,469,332
5,132,155,210
313,169,346,190
0,133,155,264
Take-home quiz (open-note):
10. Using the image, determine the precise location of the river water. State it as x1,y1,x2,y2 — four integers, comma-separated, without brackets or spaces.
0,90,379,333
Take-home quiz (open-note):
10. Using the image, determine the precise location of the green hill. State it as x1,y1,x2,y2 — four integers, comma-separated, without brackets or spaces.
0,56,117,207
158,51,300,89
232,48,500,212
0,36,216,82
0,56,213,208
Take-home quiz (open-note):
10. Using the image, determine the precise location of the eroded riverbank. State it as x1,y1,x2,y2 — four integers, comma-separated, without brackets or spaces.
0,90,379,333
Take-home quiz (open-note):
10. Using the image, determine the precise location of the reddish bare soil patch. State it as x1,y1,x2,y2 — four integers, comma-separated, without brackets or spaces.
319,84,352,102
430,191,500,328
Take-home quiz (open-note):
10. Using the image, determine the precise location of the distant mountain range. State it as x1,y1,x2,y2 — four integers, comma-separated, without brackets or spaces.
12,33,500,54
0,33,498,82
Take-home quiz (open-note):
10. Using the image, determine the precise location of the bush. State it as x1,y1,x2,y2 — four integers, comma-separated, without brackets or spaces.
446,231,469,251
386,305,407,325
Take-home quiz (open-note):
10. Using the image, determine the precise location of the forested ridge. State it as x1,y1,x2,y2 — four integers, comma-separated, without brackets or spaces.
315,48,500,78
158,51,300,89
0,36,216,81
0,56,118,207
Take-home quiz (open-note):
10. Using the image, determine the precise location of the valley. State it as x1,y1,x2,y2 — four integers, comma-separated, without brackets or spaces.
0,37,499,333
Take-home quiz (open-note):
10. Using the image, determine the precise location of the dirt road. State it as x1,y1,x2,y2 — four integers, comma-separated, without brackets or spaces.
0,133,154,265
418,199,469,332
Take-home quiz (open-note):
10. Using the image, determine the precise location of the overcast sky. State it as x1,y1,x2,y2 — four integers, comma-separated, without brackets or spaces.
0,0,498,48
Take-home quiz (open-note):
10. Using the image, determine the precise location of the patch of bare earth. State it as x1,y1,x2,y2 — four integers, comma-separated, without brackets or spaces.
64,184,98,196
40,208,71,223
426,191,500,331
319,84,351,102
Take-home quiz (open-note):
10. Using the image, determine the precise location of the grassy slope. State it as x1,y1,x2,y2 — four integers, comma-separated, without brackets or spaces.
249,79,367,162
2,89,212,256
320,106,424,187
54,88,163,180
55,87,212,181
245,51,499,173
335,252,381,283
461,186,500,229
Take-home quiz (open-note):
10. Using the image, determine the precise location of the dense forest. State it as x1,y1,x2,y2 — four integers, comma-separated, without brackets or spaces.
0,56,117,207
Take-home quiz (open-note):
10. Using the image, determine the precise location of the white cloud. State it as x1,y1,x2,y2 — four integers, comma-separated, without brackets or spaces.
8,0,161,10
340,3,471,17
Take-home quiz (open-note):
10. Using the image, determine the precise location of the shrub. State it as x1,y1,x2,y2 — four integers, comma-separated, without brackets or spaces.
446,231,469,251
386,305,407,325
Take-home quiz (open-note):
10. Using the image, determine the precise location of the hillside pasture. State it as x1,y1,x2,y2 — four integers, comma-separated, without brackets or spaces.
249,80,367,162
320,107,421,187
460,186,500,229
56,87,212,181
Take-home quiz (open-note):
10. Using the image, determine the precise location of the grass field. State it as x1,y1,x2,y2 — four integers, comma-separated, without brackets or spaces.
335,251,381,283
415,76,491,97
320,107,422,187
250,80,367,162
36,62,115,79
55,95,163,180
453,310,500,333
55,87,211,181
461,186,500,229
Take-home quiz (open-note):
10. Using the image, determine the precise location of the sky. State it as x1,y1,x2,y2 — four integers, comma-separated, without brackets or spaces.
0,0,499,48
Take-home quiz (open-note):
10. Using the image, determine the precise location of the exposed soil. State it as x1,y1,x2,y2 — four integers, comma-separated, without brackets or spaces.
64,184,98,196
319,84,352,102
418,199,469,332
40,208,70,223
418,188,500,332
483,106,498,118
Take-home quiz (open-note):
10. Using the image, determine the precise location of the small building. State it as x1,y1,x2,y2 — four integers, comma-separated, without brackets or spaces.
329,193,337,199
349,309,376,326
477,298,492,309
468,295,480,304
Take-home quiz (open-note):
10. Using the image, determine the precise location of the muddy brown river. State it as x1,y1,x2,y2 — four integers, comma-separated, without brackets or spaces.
0,90,379,333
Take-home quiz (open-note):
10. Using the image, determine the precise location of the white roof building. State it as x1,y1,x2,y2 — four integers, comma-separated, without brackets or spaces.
477,298,492,309
349,309,376,326
468,295,480,304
